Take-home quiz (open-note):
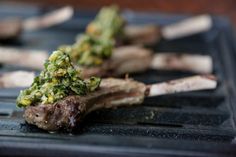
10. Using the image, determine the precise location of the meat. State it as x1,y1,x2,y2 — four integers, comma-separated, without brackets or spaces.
23,75,216,131
0,18,22,41
161,14,212,40
24,78,146,131
151,53,213,74
81,46,152,78
124,25,161,45
81,46,212,78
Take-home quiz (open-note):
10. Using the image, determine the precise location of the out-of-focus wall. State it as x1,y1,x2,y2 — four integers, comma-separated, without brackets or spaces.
4,0,236,25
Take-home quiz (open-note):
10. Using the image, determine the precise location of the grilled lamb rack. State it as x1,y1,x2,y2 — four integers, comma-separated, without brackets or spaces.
24,75,217,131
0,6,73,41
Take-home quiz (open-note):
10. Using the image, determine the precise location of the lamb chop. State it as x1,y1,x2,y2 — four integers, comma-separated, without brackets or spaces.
0,6,73,41
17,50,217,131
84,5,212,46
24,76,217,131
124,14,212,45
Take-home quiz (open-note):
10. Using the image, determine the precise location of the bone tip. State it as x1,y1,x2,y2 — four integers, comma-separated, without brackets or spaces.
201,74,217,81
200,74,217,89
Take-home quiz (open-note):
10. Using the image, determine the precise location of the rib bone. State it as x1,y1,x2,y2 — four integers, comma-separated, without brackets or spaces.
0,6,73,40
0,71,35,88
124,25,161,45
0,47,48,69
147,75,217,97
23,6,73,31
161,14,212,40
151,53,213,73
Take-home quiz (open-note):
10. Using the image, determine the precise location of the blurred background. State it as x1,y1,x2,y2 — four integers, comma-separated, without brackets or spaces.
2,0,236,26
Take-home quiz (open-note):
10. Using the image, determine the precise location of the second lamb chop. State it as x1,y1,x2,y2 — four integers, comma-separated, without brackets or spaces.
80,46,212,78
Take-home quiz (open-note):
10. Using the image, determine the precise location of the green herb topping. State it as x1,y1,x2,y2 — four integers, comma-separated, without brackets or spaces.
16,50,101,107
61,5,125,67
59,34,113,66
86,5,125,40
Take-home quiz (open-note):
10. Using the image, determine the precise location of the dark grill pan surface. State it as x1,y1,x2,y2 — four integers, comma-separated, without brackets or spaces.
0,4,236,157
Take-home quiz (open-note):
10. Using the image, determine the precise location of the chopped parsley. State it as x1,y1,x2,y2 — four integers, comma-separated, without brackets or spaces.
17,50,101,107
62,5,125,66
86,5,125,40
59,34,113,66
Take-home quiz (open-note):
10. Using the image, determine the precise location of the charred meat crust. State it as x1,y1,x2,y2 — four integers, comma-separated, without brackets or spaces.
24,78,146,131
24,96,87,131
